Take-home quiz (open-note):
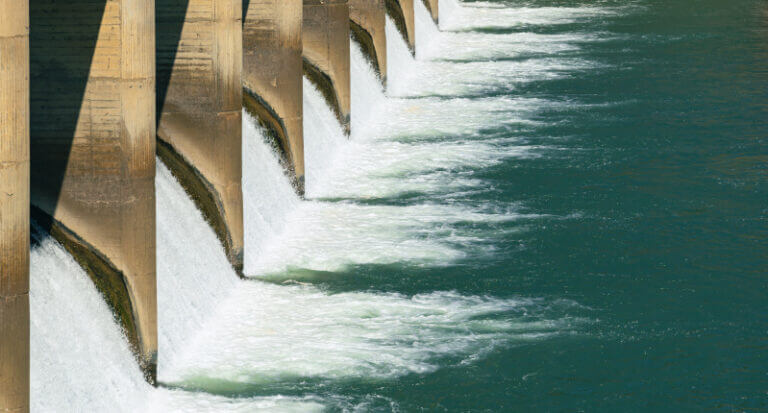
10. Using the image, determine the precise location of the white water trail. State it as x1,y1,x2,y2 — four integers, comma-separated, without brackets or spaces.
156,160,239,371
30,228,148,412
30,0,603,408
30,220,322,412
242,111,303,274
303,79,347,193
156,283,582,390
440,0,622,32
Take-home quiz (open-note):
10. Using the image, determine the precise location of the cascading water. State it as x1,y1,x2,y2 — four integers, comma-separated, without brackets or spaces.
29,0,605,409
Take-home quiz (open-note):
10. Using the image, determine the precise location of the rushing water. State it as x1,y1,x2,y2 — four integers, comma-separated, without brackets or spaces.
30,0,768,410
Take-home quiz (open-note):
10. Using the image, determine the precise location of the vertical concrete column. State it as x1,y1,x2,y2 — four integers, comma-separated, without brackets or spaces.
349,0,387,84
422,0,438,24
157,0,244,273
0,0,30,410
29,0,157,382
386,0,415,54
303,0,351,134
243,0,305,193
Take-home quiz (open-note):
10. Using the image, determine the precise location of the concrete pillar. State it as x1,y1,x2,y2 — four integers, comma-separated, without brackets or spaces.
29,0,157,382
303,0,351,134
422,0,438,25
0,0,30,410
349,0,387,85
156,0,244,273
243,0,305,193
386,0,415,54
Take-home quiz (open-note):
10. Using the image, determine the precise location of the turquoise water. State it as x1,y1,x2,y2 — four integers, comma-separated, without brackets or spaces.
267,0,767,410
29,0,767,411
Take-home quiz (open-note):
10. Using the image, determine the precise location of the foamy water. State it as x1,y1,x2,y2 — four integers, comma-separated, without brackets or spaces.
29,0,605,409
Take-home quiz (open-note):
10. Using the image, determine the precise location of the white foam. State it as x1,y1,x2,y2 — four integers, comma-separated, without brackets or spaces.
440,0,621,32
242,111,303,274
240,46,540,275
159,283,583,388
303,79,348,193
31,226,318,412
30,228,148,412
391,4,605,97
156,160,240,371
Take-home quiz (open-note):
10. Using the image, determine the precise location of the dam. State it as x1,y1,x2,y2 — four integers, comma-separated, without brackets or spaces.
3,0,768,411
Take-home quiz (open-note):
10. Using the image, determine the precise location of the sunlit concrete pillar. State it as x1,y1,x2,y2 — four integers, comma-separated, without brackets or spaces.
156,0,244,273
0,0,30,410
29,0,157,382
386,0,414,54
349,0,387,84
243,0,305,193
422,0,438,25
303,0,351,133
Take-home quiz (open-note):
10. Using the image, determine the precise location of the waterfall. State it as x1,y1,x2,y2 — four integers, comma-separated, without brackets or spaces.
30,228,148,412
31,163,326,412
302,78,348,195
29,0,596,409
242,112,303,275
155,160,240,371
385,16,417,96
415,0,440,57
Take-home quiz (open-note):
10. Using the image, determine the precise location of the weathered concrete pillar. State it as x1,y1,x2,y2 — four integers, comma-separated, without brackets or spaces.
422,0,438,25
303,0,351,133
349,0,387,84
386,0,415,54
243,0,305,193
157,0,244,273
29,0,157,382
0,0,30,409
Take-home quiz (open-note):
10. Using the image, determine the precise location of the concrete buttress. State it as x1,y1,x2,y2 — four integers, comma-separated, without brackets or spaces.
303,0,351,134
29,0,158,382
0,0,30,410
243,0,305,193
156,0,244,273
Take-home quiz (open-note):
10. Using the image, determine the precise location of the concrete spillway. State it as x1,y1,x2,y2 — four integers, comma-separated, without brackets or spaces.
156,0,244,275
2,0,445,408
302,0,351,134
28,0,157,382
243,0,305,193
0,0,30,410
349,0,387,85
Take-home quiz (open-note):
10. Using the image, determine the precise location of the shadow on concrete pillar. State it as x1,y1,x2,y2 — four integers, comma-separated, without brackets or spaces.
303,0,351,134
385,0,415,54
1,0,30,410
29,0,158,383
243,0,305,194
156,0,244,275
349,0,387,85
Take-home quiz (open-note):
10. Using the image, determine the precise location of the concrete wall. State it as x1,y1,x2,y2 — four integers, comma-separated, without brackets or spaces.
386,0,414,54
29,0,157,382
303,0,351,134
243,0,305,193
156,0,244,273
422,0,438,24
349,0,387,85
1,0,30,409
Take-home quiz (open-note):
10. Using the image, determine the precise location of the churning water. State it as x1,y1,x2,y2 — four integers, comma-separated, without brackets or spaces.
30,0,768,410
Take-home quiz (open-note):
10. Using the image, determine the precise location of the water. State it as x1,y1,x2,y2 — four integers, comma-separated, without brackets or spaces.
30,0,768,410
